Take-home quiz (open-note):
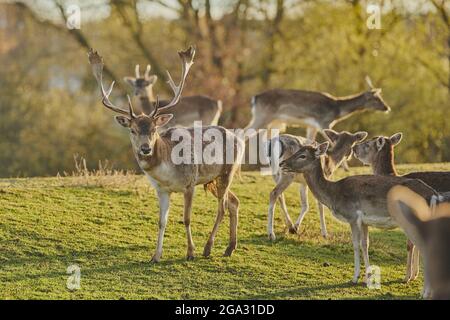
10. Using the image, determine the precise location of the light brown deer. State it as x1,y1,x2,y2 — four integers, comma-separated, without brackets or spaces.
353,133,450,282
88,47,244,262
388,185,450,299
280,142,438,285
267,130,367,241
124,63,222,126
246,77,390,141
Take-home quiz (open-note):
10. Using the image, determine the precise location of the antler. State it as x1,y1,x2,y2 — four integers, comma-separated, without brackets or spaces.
365,75,375,89
135,64,140,78
144,64,151,79
88,48,135,118
150,46,195,117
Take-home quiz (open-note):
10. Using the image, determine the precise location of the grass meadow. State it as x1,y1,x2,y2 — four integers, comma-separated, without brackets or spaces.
1,163,449,299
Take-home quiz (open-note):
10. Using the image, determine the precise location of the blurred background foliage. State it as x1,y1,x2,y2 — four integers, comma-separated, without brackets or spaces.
0,0,448,177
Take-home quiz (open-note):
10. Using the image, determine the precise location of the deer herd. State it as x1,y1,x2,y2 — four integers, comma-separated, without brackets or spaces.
87,46,450,300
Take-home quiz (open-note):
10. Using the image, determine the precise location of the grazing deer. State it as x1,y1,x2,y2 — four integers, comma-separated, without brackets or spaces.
267,130,368,241
123,63,222,126
88,47,244,262
245,77,390,141
388,185,450,299
280,142,438,285
353,132,450,282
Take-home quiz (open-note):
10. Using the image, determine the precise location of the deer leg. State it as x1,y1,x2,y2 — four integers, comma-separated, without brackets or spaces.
411,245,420,281
151,191,170,263
268,174,294,241
404,239,414,282
203,183,228,258
361,224,370,284
184,187,195,260
278,193,296,234
350,222,362,284
317,201,328,239
224,191,240,257
294,183,309,232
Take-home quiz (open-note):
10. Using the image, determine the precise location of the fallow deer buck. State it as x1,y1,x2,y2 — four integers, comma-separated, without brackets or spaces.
280,142,438,285
246,77,390,141
388,185,450,299
267,130,368,241
124,63,222,126
353,133,450,282
88,47,244,262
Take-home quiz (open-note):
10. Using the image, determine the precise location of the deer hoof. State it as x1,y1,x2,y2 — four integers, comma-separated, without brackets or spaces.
150,255,161,263
288,225,298,234
268,233,276,241
223,244,236,257
203,245,212,258
186,255,195,261
322,233,328,239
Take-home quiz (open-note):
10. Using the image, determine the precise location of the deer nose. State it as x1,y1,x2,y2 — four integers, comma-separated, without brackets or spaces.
140,144,152,155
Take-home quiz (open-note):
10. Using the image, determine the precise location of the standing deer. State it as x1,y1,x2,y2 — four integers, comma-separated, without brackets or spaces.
88,47,244,262
123,63,222,126
246,77,390,141
388,185,450,299
353,133,450,282
280,142,438,286
267,130,368,241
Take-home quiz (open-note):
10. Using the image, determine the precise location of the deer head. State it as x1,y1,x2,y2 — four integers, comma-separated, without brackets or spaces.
88,46,195,157
323,129,368,163
353,132,402,165
280,142,330,173
124,64,158,97
363,76,391,112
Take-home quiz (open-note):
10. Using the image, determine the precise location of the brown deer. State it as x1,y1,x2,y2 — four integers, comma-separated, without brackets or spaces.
267,130,367,241
124,63,222,126
280,142,438,285
353,133,450,282
88,47,244,262
388,185,450,299
245,77,390,141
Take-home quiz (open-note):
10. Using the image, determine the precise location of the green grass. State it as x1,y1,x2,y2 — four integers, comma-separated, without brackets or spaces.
1,163,449,300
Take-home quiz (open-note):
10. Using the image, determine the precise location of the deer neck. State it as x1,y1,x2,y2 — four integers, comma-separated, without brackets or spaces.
373,144,397,176
137,88,156,114
304,159,337,208
336,92,367,118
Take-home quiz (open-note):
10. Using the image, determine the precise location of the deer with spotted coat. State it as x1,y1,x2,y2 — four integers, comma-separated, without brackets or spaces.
88,47,244,262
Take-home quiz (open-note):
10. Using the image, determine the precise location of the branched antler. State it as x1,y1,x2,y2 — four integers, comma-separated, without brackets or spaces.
88,48,136,117
150,46,195,117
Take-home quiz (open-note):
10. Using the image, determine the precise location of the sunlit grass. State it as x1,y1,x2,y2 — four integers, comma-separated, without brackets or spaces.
0,163,449,299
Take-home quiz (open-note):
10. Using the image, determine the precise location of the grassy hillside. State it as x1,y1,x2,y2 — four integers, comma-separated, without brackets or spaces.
1,163,449,300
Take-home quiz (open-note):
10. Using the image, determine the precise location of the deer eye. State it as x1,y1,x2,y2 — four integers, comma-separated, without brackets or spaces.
130,129,137,135
298,154,307,160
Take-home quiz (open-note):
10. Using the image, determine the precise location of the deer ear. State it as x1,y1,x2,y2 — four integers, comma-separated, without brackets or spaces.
390,133,403,146
354,131,368,142
115,116,131,128
123,77,136,87
315,142,329,158
323,129,339,142
376,137,385,151
146,75,157,85
154,114,174,127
